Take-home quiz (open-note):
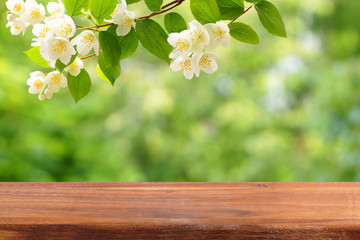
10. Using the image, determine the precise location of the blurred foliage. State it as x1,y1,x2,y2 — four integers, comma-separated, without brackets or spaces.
0,0,360,181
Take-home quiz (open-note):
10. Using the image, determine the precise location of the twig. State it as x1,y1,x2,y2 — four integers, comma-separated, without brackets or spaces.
228,3,256,26
137,0,185,20
80,50,103,60
75,25,99,32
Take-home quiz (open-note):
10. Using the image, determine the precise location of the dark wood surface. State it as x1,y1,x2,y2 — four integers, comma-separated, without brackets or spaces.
0,183,360,239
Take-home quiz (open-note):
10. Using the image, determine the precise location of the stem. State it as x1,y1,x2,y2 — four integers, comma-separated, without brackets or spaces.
75,24,99,32
137,0,185,20
161,0,180,10
80,50,103,60
228,3,256,26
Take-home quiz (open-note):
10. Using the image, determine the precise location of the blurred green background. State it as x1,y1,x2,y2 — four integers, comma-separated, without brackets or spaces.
0,0,359,181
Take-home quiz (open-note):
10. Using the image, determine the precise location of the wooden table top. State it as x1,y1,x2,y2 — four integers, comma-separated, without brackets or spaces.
0,182,359,239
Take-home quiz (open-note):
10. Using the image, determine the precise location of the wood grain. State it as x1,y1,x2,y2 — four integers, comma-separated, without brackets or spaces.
0,183,360,239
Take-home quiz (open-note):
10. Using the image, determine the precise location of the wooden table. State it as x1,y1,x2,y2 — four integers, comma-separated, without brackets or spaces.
0,183,359,239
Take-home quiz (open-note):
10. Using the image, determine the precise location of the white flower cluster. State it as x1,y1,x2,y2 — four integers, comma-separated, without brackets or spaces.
108,0,136,36
168,21,230,80
5,0,136,101
5,0,100,100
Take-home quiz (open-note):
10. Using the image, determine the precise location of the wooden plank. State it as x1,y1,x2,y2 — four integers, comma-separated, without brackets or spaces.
0,183,360,239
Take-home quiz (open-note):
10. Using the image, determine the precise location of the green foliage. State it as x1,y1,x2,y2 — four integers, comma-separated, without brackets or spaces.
67,69,91,102
24,47,51,69
118,28,139,61
107,26,139,61
1,0,326,182
145,0,163,12
97,51,121,85
229,22,259,44
164,12,187,33
190,0,221,24
89,0,117,22
255,0,287,38
64,0,89,17
99,31,121,67
216,0,244,20
136,19,172,64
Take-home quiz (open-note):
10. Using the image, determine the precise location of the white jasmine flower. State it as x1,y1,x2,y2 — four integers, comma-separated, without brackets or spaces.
110,0,136,36
6,0,25,15
8,19,27,35
27,71,46,95
32,23,53,46
168,30,192,59
6,13,16,28
21,0,45,25
65,57,84,76
170,56,196,80
113,10,136,36
45,37,76,64
44,88,53,99
204,21,230,49
47,0,65,17
188,20,210,53
194,52,218,77
71,30,99,56
44,70,67,92
48,15,76,39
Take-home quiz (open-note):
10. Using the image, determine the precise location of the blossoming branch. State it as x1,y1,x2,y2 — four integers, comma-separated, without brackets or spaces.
4,0,286,102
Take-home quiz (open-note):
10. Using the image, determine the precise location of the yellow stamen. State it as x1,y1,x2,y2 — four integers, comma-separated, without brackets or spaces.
33,80,44,89
51,6,62,15
13,24,21,30
190,30,202,44
199,56,212,68
14,3,22,12
69,61,78,69
30,7,41,19
121,16,133,27
39,26,51,38
212,26,225,42
50,75,61,86
54,42,67,54
176,38,188,52
59,23,72,37
80,33,95,47
179,60,192,71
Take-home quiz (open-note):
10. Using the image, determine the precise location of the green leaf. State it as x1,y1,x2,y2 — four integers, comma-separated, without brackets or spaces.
229,22,259,44
24,46,51,69
89,0,117,22
127,0,141,4
67,69,91,103
107,25,139,60
135,19,172,64
190,0,221,24
55,54,78,73
255,0,287,38
97,51,121,85
145,0,163,12
216,0,244,20
99,31,121,67
164,12,187,33
118,28,139,60
64,0,89,16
